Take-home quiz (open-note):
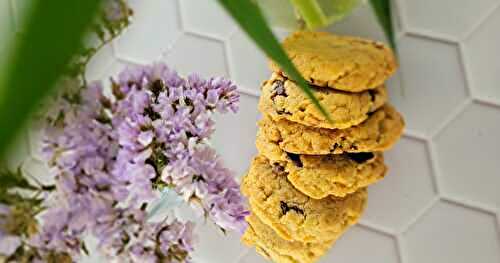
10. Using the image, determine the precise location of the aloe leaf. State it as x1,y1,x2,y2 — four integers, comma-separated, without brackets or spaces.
217,0,331,121
0,1,102,159
368,0,396,49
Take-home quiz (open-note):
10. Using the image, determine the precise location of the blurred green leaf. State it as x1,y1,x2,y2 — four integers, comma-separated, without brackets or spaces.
255,0,301,30
316,0,360,25
289,0,326,29
217,0,331,121
369,0,396,49
288,0,360,29
0,1,102,159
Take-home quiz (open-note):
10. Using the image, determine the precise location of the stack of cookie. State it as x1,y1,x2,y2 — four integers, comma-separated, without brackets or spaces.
241,31,405,263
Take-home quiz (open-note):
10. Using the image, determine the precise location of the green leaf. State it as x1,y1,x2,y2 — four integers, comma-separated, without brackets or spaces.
216,0,331,121
0,1,103,159
255,0,301,30
289,0,327,29
290,0,360,29
368,0,396,49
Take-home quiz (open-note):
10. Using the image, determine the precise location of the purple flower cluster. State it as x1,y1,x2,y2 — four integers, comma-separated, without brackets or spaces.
34,63,247,261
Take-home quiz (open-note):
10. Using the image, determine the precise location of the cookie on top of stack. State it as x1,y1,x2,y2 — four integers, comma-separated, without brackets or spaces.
241,31,404,263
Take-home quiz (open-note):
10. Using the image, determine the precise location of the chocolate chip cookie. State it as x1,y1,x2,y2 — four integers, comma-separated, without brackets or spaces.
259,73,387,129
259,104,404,155
242,214,333,263
256,131,386,198
241,156,367,243
269,31,397,92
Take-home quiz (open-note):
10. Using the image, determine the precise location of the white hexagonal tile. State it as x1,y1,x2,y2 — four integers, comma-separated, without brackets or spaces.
190,217,247,263
114,0,181,63
389,35,468,136
362,136,437,232
238,249,267,263
179,0,236,40
402,0,498,39
322,225,399,263
212,94,259,179
463,8,500,104
403,201,500,263
163,33,228,78
226,29,270,94
435,102,500,209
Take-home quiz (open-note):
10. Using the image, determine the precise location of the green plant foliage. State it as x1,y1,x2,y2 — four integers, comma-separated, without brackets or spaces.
217,0,331,121
0,1,103,159
369,0,396,49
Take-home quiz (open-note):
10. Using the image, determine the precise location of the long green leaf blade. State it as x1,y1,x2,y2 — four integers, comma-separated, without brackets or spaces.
0,1,102,159
369,0,396,49
217,0,330,121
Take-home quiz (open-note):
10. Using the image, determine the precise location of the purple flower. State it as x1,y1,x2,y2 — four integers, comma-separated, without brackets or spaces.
35,62,247,261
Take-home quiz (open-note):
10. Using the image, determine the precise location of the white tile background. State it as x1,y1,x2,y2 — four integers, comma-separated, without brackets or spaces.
2,0,500,262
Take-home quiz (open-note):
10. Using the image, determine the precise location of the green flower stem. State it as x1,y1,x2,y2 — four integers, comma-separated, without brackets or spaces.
289,0,327,29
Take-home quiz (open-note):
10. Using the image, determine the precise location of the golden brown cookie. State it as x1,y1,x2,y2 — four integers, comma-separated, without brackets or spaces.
242,214,333,263
259,73,387,130
270,31,397,92
259,104,404,155
256,131,386,198
241,156,367,243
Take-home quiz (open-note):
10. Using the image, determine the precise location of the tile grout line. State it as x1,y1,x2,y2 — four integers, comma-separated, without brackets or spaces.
406,29,458,45
174,0,185,34
356,224,402,261
115,56,143,67
392,0,409,35
429,98,472,140
398,195,439,235
217,37,231,78
238,87,260,98
391,0,406,36
425,140,442,196
473,97,500,110
358,220,397,237
402,129,428,141
441,196,498,216
461,2,500,42
496,213,500,250
395,234,408,263
222,40,235,82
441,197,500,249
456,42,474,99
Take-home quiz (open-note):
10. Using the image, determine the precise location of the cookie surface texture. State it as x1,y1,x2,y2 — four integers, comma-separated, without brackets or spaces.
241,156,367,243
242,214,333,263
256,131,386,198
259,73,387,129
270,31,397,92
259,104,404,155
